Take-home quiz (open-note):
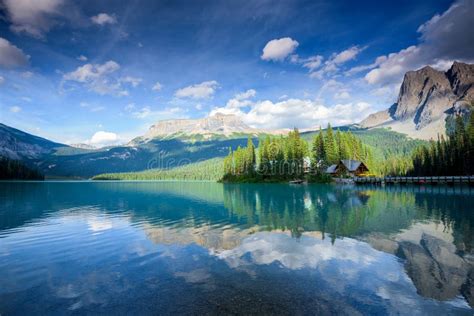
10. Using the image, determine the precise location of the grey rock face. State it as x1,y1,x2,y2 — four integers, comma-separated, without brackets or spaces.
360,61,474,135
395,66,455,126
447,61,474,100
141,113,261,141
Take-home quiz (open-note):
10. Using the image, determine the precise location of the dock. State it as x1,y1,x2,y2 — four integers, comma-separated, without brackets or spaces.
353,176,474,185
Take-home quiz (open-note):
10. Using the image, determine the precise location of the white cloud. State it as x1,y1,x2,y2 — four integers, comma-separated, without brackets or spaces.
77,55,88,61
62,60,129,96
292,46,363,80
334,91,351,100
332,46,364,64
261,37,299,61
89,131,119,147
1,0,66,38
226,89,257,109
9,106,22,113
234,89,256,100
310,46,364,79
120,76,142,87
0,76,4,85
175,80,218,99
64,60,119,82
345,56,387,76
0,37,30,68
365,0,474,86
210,97,372,129
152,81,163,91
302,55,324,70
91,13,117,26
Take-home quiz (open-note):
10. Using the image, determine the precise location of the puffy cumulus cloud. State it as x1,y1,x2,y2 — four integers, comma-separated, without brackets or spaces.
64,60,119,82
1,0,66,38
62,60,130,96
91,13,117,26
234,89,256,100
366,0,474,86
88,131,119,147
0,37,30,68
261,37,299,61
9,105,22,113
175,80,218,99
77,55,88,61
211,96,372,130
225,89,257,109
152,81,162,91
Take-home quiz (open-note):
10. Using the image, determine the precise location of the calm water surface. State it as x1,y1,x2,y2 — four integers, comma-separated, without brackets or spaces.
1,181,473,315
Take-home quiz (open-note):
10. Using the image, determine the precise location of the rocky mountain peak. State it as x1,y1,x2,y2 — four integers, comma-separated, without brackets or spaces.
360,61,474,140
446,61,474,99
140,113,261,141
394,65,453,123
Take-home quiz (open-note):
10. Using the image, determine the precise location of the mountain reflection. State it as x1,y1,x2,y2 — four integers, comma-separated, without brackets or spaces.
1,181,473,309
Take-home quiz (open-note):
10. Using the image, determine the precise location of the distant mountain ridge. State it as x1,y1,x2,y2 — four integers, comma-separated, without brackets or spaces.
0,123,67,160
360,61,474,140
133,113,263,143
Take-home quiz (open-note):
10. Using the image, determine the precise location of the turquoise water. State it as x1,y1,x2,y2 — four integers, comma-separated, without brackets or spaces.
0,181,473,315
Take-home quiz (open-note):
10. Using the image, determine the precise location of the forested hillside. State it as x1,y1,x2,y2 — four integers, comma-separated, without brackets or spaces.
303,127,426,175
93,158,224,181
93,126,433,182
409,113,474,176
0,157,44,180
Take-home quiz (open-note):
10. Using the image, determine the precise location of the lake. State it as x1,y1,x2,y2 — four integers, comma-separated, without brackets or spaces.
1,181,473,315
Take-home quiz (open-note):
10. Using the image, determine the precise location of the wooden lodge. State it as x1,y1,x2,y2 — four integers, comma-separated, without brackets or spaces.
325,159,369,177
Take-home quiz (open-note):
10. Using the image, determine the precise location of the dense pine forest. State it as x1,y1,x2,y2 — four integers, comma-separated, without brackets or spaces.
408,112,474,176
0,157,44,180
93,158,224,181
222,126,375,182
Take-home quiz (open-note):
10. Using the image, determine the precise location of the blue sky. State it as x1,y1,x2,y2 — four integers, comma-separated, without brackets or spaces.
1,0,473,146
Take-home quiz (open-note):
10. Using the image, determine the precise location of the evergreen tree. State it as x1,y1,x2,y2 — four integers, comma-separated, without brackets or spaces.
324,124,337,164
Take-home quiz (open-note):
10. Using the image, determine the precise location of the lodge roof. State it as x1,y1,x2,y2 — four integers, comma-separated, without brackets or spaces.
341,159,363,172
326,164,338,174
324,159,368,174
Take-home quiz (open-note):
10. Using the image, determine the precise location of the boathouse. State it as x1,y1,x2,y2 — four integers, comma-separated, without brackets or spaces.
325,159,369,177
